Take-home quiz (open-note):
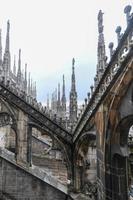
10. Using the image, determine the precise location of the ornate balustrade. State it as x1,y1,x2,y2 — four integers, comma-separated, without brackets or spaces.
73,14,133,142
0,81,72,144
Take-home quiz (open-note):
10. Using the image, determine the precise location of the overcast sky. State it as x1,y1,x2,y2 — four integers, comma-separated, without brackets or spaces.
0,0,132,104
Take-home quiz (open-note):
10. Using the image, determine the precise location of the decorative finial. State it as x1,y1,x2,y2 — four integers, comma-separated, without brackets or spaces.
85,98,87,107
72,58,75,67
19,49,21,58
87,92,90,101
115,26,122,44
23,63,27,92
6,20,10,50
31,78,33,95
62,74,66,97
17,49,21,83
63,74,64,81
13,55,16,74
28,72,31,95
7,20,10,33
61,74,66,115
34,81,37,98
94,75,98,89
90,85,94,96
57,83,61,111
25,63,27,80
58,83,60,98
108,42,114,58
47,93,49,110
18,49,21,70
94,76,97,82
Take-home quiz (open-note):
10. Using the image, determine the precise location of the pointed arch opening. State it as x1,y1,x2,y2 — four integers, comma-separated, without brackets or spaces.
74,131,97,197
28,123,72,186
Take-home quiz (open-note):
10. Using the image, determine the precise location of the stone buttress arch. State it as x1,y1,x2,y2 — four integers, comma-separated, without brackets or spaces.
28,122,73,182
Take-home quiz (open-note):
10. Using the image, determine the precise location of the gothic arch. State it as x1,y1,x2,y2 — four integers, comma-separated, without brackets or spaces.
105,113,133,200
74,131,96,191
103,61,133,199
28,122,72,182
74,131,96,159
0,97,17,131
0,111,17,154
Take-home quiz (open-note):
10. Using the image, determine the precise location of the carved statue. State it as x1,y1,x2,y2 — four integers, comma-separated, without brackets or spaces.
98,10,104,33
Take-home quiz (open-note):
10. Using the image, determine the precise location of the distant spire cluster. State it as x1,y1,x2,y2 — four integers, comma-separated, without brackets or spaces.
0,21,36,100
0,4,131,132
45,58,78,130
50,76,66,119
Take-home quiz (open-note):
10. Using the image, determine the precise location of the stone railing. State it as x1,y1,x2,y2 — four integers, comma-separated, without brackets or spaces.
0,77,70,131
0,82,73,144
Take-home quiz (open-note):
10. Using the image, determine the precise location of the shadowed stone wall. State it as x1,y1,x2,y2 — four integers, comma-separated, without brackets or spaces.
0,157,73,200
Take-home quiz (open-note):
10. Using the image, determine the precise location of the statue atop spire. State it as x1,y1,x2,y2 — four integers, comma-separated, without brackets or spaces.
97,10,106,81
98,10,104,33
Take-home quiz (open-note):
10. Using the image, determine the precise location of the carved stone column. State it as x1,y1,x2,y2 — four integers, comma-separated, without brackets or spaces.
74,164,84,192
16,110,28,165
27,125,32,166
